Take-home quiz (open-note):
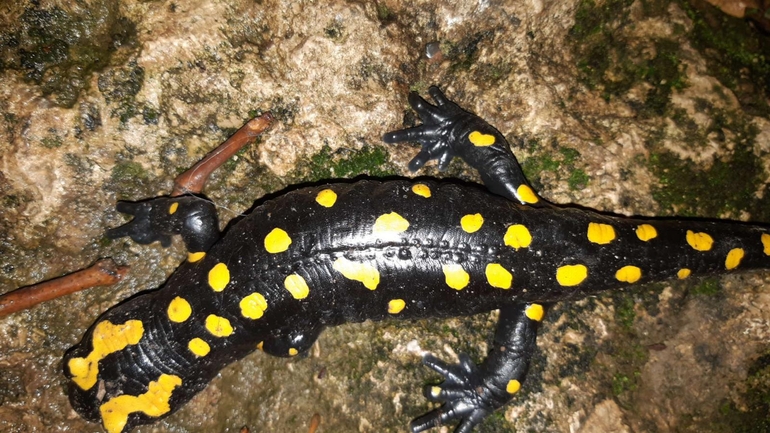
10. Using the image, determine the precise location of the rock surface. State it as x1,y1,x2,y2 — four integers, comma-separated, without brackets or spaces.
0,0,769,432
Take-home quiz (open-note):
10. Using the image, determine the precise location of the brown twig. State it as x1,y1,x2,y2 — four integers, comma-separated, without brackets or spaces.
171,113,275,197
0,259,129,317
309,413,321,433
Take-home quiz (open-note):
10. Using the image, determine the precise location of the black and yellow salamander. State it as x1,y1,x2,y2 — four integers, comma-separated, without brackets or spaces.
64,87,770,433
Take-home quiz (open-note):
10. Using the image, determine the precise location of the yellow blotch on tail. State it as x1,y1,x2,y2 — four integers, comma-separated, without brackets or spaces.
460,213,484,233
205,315,234,337
762,233,770,256
333,257,380,290
187,251,206,262
442,264,470,290
188,338,210,357
373,212,410,235
525,304,544,321
636,224,657,241
587,222,615,245
315,189,337,208
240,293,268,320
167,297,192,323
208,263,230,292
468,131,496,147
388,299,406,314
284,274,310,299
556,264,588,286
725,248,745,270
506,379,521,394
686,230,713,251
615,265,642,283
485,263,513,289
264,228,292,253
412,183,431,198
504,224,532,249
516,184,539,204
100,374,182,433
677,268,691,279
68,320,144,391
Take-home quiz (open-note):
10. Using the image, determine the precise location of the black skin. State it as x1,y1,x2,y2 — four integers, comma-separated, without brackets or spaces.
65,87,770,433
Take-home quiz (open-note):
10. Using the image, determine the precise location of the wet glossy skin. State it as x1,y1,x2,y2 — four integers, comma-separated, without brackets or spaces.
64,87,770,433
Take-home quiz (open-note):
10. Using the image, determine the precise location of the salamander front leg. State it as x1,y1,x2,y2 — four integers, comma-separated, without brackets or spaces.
384,87,545,206
107,113,274,256
412,303,546,433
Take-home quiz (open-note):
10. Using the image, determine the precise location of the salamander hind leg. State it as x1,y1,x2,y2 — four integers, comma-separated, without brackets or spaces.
383,86,545,206
411,303,546,433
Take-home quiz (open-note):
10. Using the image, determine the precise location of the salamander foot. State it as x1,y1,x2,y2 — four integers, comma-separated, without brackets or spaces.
411,354,498,433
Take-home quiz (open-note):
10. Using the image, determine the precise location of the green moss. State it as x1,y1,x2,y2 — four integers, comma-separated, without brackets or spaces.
614,294,636,329
570,0,687,116
568,169,590,190
109,161,153,197
0,5,137,107
376,4,395,23
709,352,770,432
40,134,62,149
521,140,589,191
612,371,641,395
679,0,770,115
324,20,344,40
690,277,721,296
97,62,145,123
445,31,494,73
646,102,768,220
294,144,396,182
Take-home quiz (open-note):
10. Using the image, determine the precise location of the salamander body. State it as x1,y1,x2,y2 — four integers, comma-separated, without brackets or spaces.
64,88,770,433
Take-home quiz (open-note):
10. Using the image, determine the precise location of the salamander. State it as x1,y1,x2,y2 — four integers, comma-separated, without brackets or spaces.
64,87,770,433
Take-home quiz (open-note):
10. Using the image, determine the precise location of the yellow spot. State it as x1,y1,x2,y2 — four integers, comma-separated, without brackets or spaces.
284,274,309,299
430,386,441,397
504,224,532,249
187,251,206,262
288,348,298,356
636,224,657,241
257,341,264,350
686,230,713,252
587,222,616,245
506,379,521,394
556,264,588,286
100,374,182,433
468,130,496,147
167,297,192,323
333,257,380,290
168,202,178,215
239,293,268,320
205,314,234,337
460,213,484,233
208,263,230,292
373,212,410,234
67,320,144,391
188,338,210,357
388,299,406,314
442,264,470,290
615,265,642,283
725,248,745,270
762,233,770,256
265,228,292,253
412,183,431,198
485,263,513,289
677,268,691,279
516,184,539,204
525,304,544,322
315,189,337,208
